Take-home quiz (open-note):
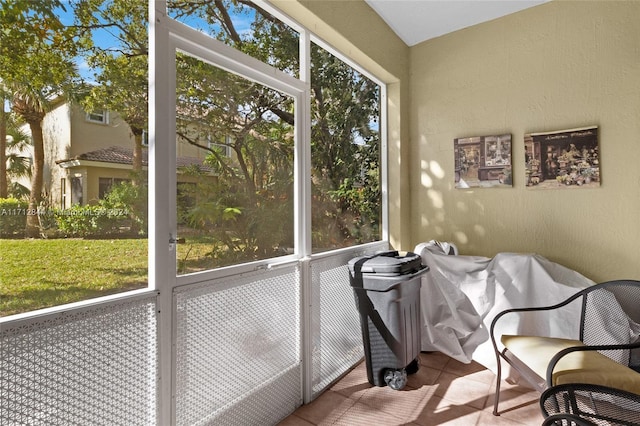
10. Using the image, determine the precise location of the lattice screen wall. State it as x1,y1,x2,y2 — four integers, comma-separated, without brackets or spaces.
1,245,388,424
309,241,388,398
0,295,158,425
174,265,302,426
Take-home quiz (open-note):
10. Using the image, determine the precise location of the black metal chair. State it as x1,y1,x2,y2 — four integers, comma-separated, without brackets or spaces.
490,279,640,416
540,383,640,426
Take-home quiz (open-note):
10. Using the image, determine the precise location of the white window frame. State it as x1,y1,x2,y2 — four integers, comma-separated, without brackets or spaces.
152,4,388,417
207,134,232,158
85,109,109,124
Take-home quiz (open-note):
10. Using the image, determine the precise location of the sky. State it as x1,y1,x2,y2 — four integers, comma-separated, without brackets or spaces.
55,2,123,82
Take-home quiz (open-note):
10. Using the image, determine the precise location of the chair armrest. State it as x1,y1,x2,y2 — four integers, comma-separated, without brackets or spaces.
489,295,583,352
546,341,640,386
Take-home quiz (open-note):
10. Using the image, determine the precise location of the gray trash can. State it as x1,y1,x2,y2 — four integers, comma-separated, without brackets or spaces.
348,251,428,390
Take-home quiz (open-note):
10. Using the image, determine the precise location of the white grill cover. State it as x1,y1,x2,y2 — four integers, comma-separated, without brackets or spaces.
414,241,594,371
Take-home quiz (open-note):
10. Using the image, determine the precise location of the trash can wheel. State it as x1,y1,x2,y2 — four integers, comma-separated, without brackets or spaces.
406,357,420,375
384,368,408,390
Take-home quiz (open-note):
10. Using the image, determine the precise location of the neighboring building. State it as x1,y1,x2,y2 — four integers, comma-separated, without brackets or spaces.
16,100,217,208
56,145,214,207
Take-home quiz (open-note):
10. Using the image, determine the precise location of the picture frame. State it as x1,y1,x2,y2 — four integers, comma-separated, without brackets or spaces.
525,126,599,189
454,134,512,188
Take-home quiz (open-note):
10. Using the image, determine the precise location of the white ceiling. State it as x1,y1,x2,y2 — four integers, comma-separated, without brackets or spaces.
365,0,550,46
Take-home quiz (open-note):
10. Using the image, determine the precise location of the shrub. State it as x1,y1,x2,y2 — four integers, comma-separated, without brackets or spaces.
100,180,148,236
53,180,148,238
53,205,114,237
0,198,29,237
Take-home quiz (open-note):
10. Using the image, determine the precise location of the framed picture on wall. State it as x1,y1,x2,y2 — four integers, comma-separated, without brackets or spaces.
525,126,599,189
454,133,512,188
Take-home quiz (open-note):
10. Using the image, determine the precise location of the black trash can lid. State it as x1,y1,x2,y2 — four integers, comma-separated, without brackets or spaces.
348,251,424,276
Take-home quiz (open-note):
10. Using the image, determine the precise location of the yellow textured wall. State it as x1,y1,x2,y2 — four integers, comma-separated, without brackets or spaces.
410,0,640,281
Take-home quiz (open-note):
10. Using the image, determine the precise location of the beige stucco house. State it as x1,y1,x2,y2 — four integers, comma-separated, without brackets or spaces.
18,100,214,208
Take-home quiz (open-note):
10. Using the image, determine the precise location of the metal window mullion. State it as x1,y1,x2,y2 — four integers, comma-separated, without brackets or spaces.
380,84,389,242
298,28,314,404
167,18,305,96
149,2,176,425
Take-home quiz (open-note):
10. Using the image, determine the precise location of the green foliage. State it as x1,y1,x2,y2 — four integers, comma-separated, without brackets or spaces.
52,179,147,238
175,42,297,263
2,111,32,201
75,0,148,132
73,0,149,176
1,0,85,236
0,0,82,101
309,44,381,249
100,178,148,235
171,1,380,260
3,112,32,182
328,173,381,244
1,0,381,259
53,205,110,237
0,198,28,237
7,182,30,200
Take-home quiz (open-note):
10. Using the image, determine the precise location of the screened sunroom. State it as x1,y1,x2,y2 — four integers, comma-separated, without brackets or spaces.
2,1,389,424
2,0,640,425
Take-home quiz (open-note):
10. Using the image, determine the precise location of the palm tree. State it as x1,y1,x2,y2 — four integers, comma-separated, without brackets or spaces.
0,1,81,236
11,87,47,237
4,113,32,198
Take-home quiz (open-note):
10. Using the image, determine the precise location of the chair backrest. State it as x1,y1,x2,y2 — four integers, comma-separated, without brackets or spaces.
579,280,640,367
540,383,640,426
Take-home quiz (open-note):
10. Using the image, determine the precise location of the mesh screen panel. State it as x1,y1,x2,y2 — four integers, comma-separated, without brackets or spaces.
174,266,301,426
0,295,158,425
309,242,388,397
541,383,640,426
582,282,640,366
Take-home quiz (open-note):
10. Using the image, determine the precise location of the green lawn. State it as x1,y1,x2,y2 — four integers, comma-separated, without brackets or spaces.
0,238,215,316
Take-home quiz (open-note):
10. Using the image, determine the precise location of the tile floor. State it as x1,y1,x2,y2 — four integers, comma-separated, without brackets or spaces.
279,352,544,426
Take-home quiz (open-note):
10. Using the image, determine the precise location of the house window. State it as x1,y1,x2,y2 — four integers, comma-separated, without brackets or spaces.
60,178,66,209
85,110,109,124
207,135,231,157
70,177,83,206
98,177,129,199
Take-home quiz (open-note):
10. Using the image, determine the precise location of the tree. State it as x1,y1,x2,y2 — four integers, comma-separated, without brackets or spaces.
309,44,381,247
73,0,148,182
0,0,82,236
0,90,7,198
1,0,379,254
169,0,381,260
2,112,32,198
175,53,296,261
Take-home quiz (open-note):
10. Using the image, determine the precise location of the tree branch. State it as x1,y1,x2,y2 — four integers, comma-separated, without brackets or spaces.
214,0,242,45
